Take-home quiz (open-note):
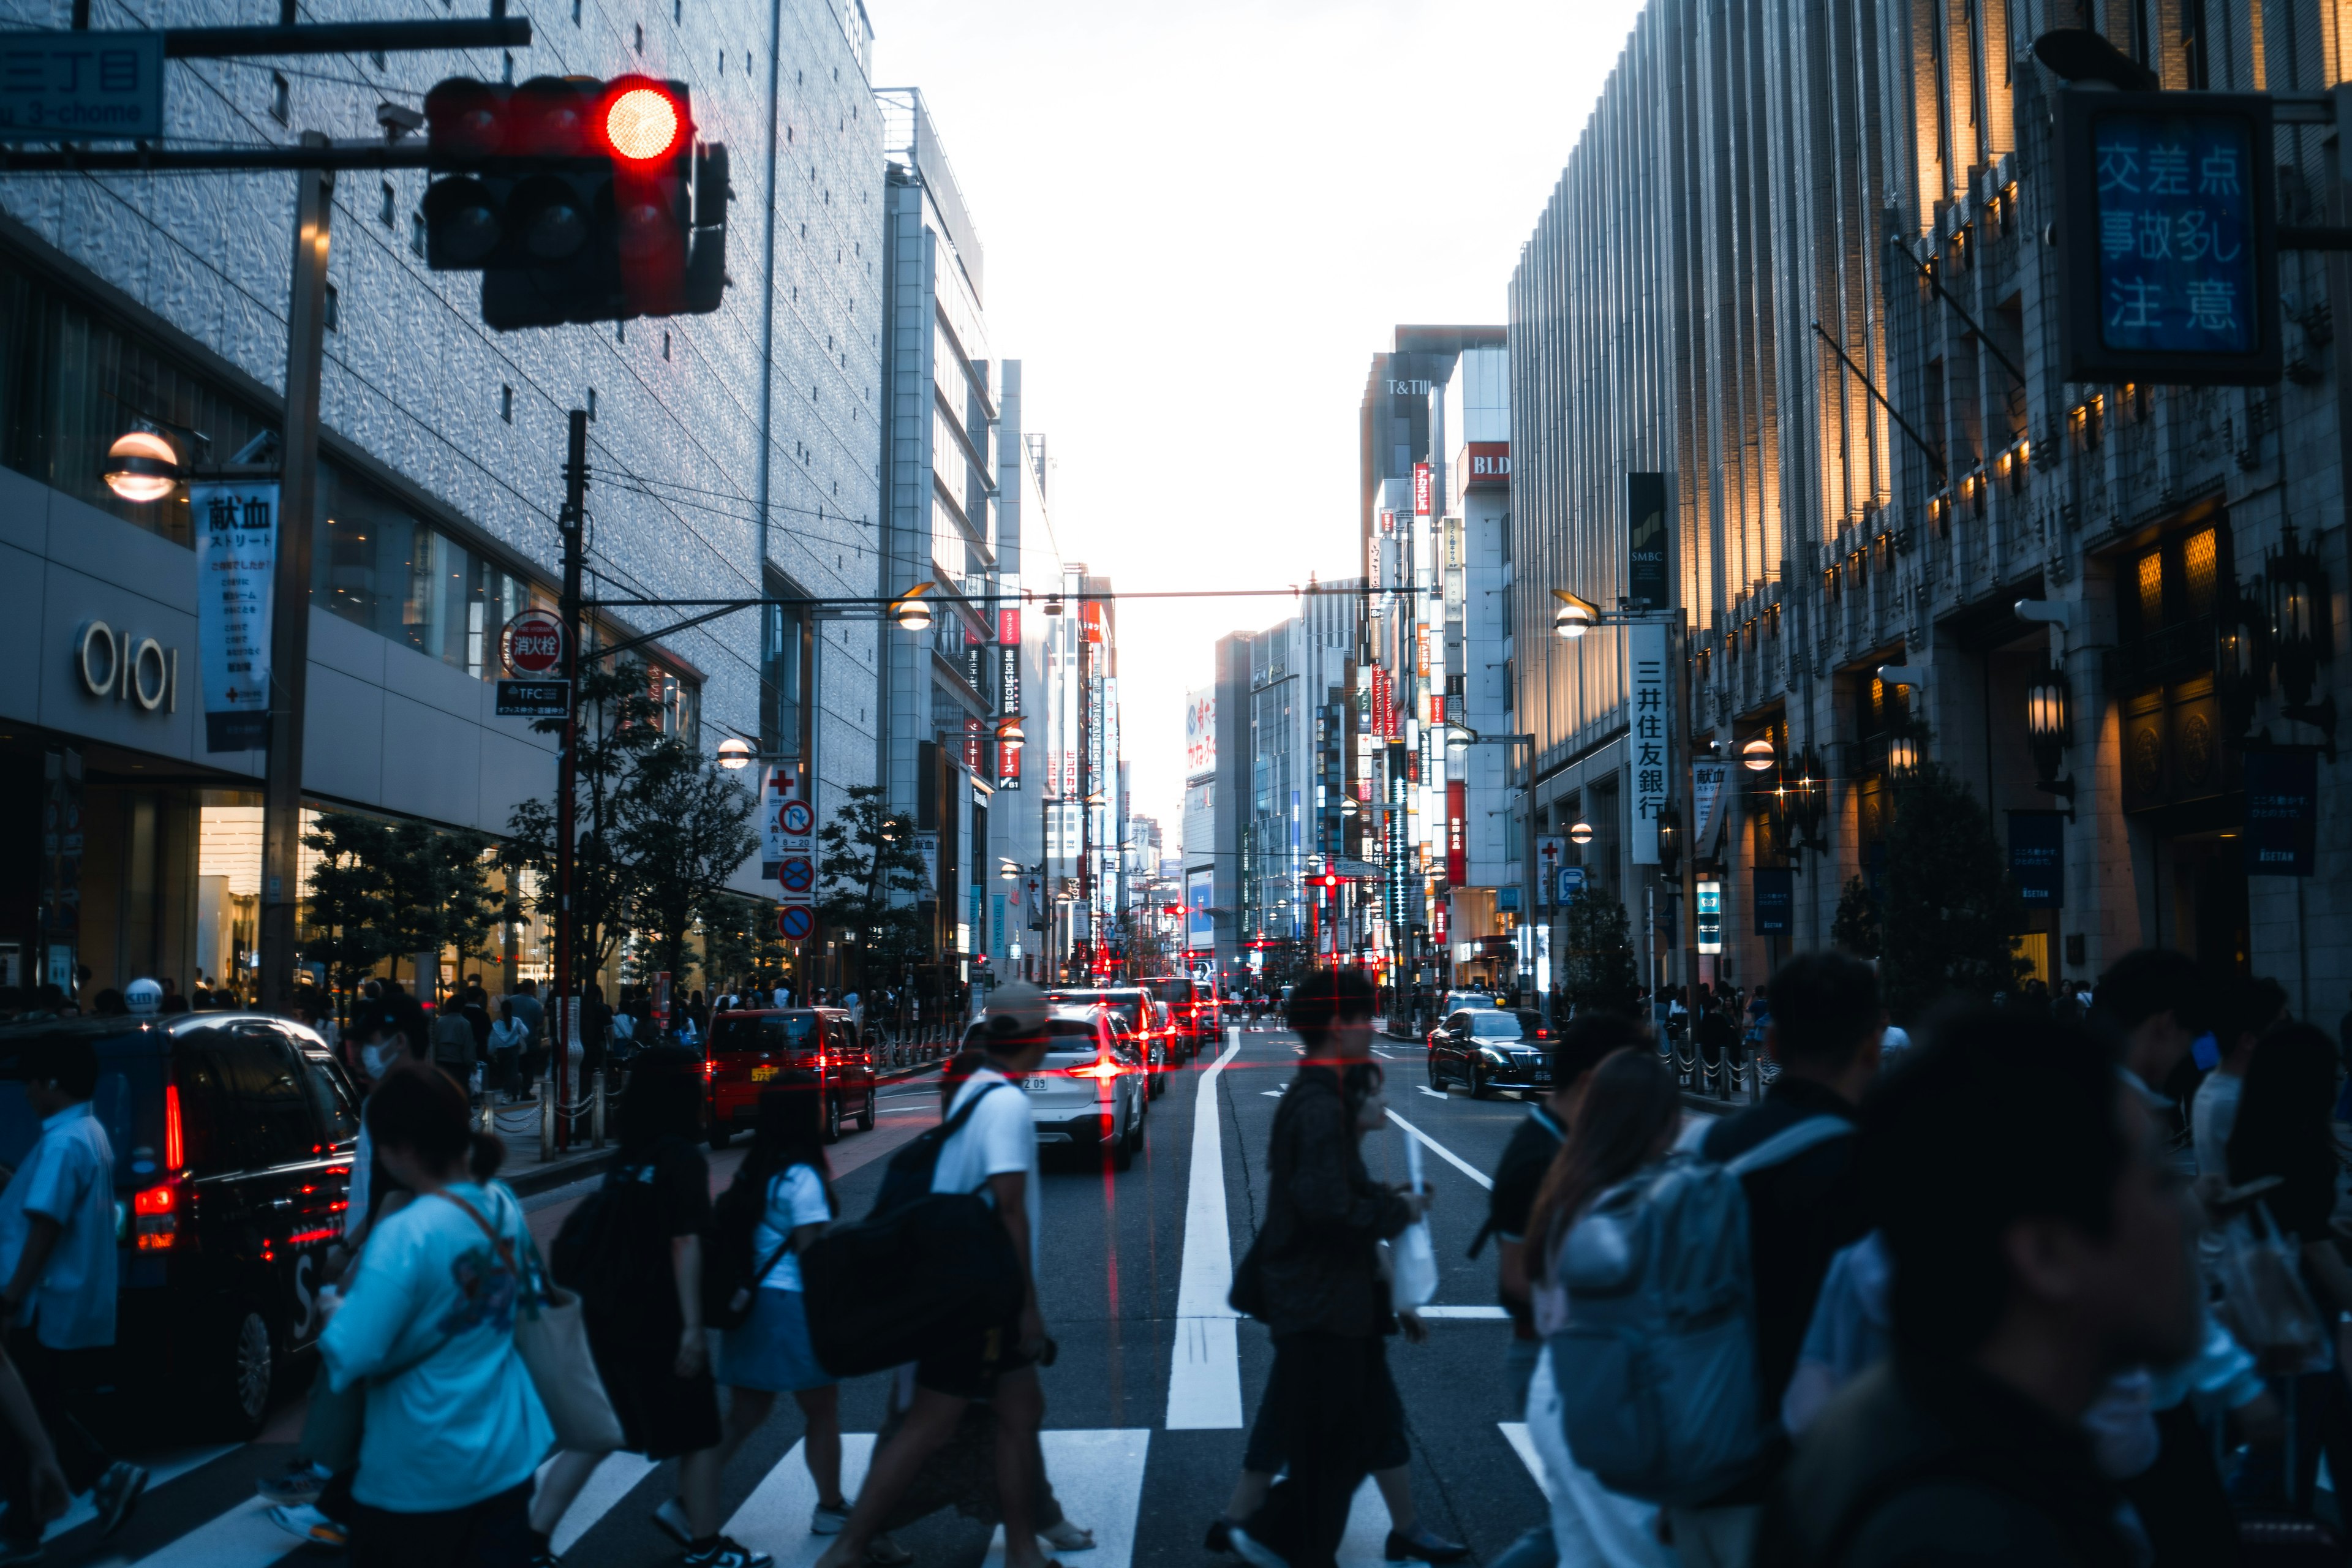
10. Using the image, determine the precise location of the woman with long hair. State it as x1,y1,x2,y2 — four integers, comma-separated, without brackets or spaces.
317,1063,548,1567
705,1086,845,1529
1518,1047,1681,1568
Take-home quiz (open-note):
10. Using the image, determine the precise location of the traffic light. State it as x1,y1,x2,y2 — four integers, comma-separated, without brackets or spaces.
422,75,729,330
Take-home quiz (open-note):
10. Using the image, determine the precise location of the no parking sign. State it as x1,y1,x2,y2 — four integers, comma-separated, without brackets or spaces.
764,764,817,937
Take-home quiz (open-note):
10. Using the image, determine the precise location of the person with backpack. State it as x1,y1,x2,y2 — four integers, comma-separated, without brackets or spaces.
1223,968,1425,1568
432,997,481,1101
1753,1008,2203,1568
317,1062,549,1566
705,1085,846,1531
809,983,1055,1568
560,1050,764,1568
1666,952,1879,1565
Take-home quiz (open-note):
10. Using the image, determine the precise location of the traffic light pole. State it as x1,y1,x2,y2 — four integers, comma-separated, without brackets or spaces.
554,410,588,1151
257,137,334,1017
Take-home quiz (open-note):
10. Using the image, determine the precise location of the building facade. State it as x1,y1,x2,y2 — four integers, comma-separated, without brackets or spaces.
0,0,886,1000
1509,0,2352,1011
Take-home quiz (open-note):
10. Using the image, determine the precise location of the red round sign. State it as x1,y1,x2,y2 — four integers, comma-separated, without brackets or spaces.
502,609,566,676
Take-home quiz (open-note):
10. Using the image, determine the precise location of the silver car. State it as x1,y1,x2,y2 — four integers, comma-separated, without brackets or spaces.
965,1008,1147,1170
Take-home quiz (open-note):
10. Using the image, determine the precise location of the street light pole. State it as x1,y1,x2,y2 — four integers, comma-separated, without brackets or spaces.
257,138,334,1016
552,410,587,1150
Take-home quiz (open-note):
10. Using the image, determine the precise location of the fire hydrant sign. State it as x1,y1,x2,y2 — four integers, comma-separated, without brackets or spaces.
501,608,565,676
0,31,164,141
191,481,278,753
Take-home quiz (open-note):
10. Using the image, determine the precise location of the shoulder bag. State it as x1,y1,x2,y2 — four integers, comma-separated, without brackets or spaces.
436,1188,627,1452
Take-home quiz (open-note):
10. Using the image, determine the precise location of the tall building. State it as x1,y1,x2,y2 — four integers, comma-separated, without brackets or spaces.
0,0,884,1000
1507,0,2352,1006
1356,328,1506,1002
1242,591,1357,965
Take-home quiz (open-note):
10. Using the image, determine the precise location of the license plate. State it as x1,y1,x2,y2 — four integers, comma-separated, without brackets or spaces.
1023,1075,1052,1091
750,1065,778,1082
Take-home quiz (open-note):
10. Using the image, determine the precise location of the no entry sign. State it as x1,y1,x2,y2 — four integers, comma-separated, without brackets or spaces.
501,609,565,676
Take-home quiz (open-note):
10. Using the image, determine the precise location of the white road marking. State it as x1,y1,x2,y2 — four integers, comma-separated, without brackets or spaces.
1417,1085,1447,1100
1261,1089,1284,1098
1167,1035,1246,1430
1384,1109,1494,1190
724,1434,876,1565
123,1496,309,1568
1497,1423,1558,1500
40,1445,232,1544
545,1451,662,1554
1338,1476,1390,1565
981,1429,1150,1568
1417,1305,1512,1319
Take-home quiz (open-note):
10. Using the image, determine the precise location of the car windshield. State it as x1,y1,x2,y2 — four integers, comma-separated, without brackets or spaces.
1048,990,1143,1021
1469,1012,1526,1039
1446,992,1497,1010
1145,979,1196,1004
710,1014,821,1054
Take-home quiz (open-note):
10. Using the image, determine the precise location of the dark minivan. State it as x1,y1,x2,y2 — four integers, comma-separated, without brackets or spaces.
0,1012,360,1437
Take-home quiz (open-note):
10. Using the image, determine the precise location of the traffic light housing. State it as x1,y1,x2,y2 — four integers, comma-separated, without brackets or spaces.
422,75,729,330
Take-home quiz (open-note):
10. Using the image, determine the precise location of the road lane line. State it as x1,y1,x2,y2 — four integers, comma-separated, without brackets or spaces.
981,1430,1150,1568
1416,1085,1447,1100
1384,1109,1493,1190
1167,1033,1245,1430
545,1451,661,1553
1498,1422,1557,1500
724,1434,876,1565
1417,1305,1511,1319
45,1446,232,1543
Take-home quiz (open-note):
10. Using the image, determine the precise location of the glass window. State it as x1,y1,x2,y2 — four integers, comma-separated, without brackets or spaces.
317,468,532,680
296,1052,360,1144
172,1038,255,1174
218,1025,321,1165
1468,1012,1525,1039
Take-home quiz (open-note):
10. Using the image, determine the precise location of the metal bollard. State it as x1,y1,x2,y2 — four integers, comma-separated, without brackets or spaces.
540,1080,554,1162
592,1070,607,1147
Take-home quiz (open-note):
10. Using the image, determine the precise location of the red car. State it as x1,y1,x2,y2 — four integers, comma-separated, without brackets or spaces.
1046,987,1171,1097
706,1007,875,1145
1142,976,1219,1058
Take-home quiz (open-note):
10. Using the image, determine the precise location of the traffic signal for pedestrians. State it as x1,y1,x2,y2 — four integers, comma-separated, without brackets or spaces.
422,75,729,330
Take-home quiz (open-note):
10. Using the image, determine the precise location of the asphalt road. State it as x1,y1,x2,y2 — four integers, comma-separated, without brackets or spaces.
51,1026,1557,1568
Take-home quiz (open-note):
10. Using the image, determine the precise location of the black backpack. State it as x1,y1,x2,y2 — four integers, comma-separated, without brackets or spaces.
551,1144,679,1339
702,1165,797,1332
801,1081,1023,1378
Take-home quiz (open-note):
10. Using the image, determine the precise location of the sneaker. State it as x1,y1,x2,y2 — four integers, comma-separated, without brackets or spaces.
89,1462,149,1538
256,1463,331,1507
652,1498,694,1547
268,1504,349,1548
1227,1525,1289,1568
866,1534,913,1566
810,1502,851,1536
1041,1520,1096,1553
1204,1518,1238,1555
1384,1526,1468,1564
682,1538,774,1568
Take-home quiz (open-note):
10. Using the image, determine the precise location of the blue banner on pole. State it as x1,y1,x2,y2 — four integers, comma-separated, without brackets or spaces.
1753,866,1793,936
2008,811,2066,908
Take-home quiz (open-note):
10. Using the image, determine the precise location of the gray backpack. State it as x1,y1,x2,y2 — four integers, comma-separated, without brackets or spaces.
1547,1115,1853,1505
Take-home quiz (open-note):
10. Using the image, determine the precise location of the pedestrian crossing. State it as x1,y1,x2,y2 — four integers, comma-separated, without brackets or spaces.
81,1420,1550,1568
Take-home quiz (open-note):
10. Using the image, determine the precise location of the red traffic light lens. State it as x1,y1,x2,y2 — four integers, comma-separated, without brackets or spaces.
600,80,686,162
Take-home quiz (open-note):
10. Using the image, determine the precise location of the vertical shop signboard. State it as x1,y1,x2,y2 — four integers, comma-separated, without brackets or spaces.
192,481,279,752
2244,748,2318,875
1629,622,1668,863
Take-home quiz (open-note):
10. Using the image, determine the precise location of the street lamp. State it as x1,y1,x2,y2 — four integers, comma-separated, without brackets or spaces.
2266,524,2337,750
1551,589,1599,639
993,715,1025,751
104,425,181,503
889,581,936,631
1886,733,1920,774
2026,666,2070,786
715,736,755,770
1740,736,1776,772
1568,820,1594,846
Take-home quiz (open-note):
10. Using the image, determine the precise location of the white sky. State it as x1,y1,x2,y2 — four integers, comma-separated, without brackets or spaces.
872,0,1647,853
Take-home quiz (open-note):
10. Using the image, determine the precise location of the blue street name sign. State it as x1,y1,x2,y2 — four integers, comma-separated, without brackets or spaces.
0,31,165,141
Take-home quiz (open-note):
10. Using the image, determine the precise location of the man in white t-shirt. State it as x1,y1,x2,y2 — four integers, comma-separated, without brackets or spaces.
815,983,1053,1568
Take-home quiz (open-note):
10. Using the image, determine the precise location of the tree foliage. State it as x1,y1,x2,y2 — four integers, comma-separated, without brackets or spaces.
301,810,497,1003
1877,762,2030,1022
1558,884,1640,1012
817,783,929,986
1831,875,1882,959
615,736,759,987
701,891,788,990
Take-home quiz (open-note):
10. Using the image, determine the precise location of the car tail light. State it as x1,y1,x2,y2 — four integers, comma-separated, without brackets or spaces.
164,1084,184,1170
133,1182,178,1250
1068,1055,1121,1099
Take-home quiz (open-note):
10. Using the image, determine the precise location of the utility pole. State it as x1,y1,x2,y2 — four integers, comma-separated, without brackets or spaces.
553,410,589,1150
258,137,334,1016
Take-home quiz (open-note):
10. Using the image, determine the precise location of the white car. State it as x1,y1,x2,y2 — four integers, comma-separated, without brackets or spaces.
965,1008,1147,1170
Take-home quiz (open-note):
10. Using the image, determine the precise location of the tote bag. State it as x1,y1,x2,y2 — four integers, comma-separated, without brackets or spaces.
437,1191,627,1452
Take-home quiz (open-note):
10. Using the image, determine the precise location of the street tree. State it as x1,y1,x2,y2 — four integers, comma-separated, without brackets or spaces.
1559,884,1640,1012
1877,761,2030,1020
302,812,395,1011
1831,875,1883,959
701,891,788,991
816,783,929,987
616,735,760,989
302,811,496,1001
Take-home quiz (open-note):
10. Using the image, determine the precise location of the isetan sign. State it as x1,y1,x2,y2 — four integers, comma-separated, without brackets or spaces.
1463,442,1511,490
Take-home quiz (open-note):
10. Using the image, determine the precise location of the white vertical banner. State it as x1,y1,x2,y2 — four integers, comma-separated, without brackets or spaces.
191,481,279,753
1691,762,1728,855
1628,622,1668,864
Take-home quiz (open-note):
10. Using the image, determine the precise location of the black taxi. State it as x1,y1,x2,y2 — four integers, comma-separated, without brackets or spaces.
0,1012,360,1437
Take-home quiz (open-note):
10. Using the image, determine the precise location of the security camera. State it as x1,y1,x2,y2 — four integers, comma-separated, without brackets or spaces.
377,101,424,138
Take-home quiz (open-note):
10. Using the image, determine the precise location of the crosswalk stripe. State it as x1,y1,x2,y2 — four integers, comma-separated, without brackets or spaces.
123,1494,302,1568
1496,1423,1556,1501
34,1445,235,1544
1168,1035,1245,1430
1416,1305,1510,1319
545,1451,662,1555
723,1433,875,1565
980,1429,1150,1568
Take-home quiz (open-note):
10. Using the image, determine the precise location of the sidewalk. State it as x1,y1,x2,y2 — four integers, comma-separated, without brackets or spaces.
486,1054,950,1198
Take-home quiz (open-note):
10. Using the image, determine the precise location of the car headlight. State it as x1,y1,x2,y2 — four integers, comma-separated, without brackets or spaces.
1479,1047,1507,1063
